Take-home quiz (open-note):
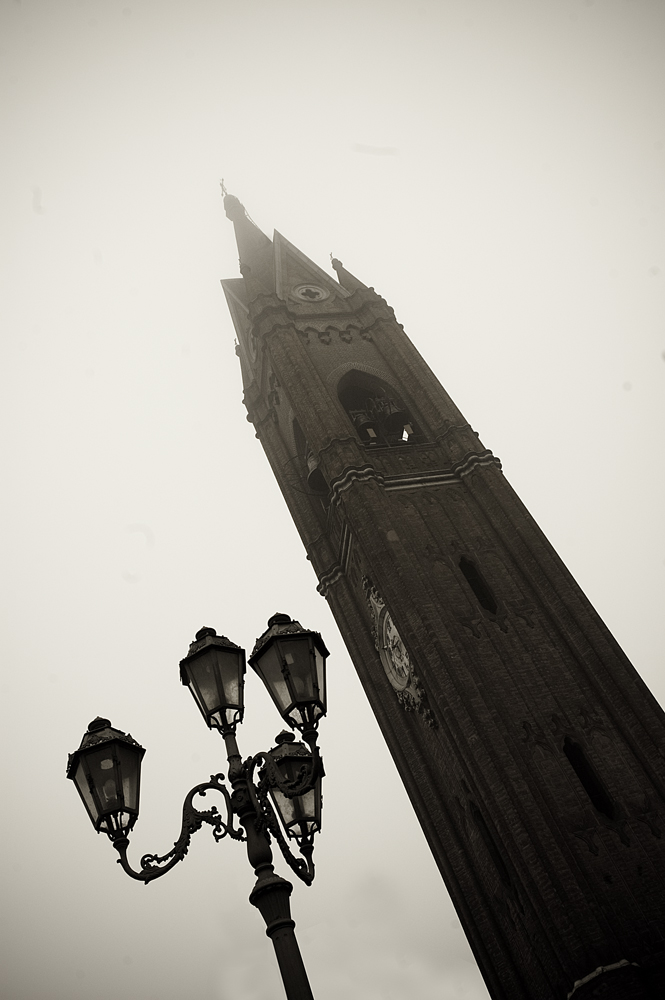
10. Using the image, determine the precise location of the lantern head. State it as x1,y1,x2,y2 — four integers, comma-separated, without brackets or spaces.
67,718,145,841
180,627,246,733
265,731,322,844
249,614,328,734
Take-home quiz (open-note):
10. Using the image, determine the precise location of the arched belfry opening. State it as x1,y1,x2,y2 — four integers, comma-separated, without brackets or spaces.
337,370,420,447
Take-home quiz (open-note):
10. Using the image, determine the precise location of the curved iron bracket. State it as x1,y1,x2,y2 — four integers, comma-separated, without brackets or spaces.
113,774,244,884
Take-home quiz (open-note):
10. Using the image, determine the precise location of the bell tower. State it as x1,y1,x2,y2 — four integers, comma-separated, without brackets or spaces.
221,194,665,1000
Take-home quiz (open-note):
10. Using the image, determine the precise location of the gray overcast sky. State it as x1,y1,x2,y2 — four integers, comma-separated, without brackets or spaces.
1,2,664,999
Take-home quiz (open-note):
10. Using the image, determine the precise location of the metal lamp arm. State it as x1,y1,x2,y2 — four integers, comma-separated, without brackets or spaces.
113,773,244,884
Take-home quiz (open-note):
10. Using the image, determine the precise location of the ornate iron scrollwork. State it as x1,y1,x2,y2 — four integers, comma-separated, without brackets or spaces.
113,773,243,884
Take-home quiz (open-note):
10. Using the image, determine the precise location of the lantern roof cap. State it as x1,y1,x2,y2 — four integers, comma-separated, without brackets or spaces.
66,719,144,778
269,734,312,761
250,613,311,658
184,626,241,659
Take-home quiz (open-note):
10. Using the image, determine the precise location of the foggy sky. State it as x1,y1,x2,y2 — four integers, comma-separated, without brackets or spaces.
1,2,664,999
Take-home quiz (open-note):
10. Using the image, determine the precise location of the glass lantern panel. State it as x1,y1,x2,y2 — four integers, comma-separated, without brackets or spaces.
295,787,317,826
74,759,100,824
288,707,304,727
188,681,208,717
216,649,243,708
314,647,326,706
84,747,124,813
187,656,222,715
271,787,296,828
116,743,141,812
225,707,240,727
99,810,132,835
270,786,320,838
255,644,290,713
278,638,316,702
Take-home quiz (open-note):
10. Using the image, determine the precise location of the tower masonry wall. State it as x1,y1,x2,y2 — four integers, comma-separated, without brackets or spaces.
223,207,665,1000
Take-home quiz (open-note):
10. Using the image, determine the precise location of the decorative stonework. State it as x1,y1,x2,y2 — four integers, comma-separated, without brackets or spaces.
292,283,329,303
363,577,437,727
567,960,642,1000
633,792,663,839
506,600,535,629
316,563,344,597
328,450,501,506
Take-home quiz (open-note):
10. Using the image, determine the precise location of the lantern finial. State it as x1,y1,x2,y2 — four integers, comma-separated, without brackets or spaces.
195,626,217,641
274,730,296,745
88,716,111,732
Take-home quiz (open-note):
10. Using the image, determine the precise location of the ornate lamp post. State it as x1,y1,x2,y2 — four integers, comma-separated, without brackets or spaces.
67,613,329,1000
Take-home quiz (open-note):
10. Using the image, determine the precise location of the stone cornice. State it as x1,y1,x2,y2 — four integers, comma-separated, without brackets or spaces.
246,291,395,342
327,450,501,506
316,563,345,597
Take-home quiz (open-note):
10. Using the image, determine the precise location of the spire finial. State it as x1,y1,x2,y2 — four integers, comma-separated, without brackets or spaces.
220,178,228,198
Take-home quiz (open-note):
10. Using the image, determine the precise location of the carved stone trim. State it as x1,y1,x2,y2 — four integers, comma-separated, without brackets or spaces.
384,451,501,490
567,960,640,999
315,523,355,597
328,451,501,506
632,791,663,839
339,521,353,575
329,465,383,505
316,563,344,597
506,600,535,628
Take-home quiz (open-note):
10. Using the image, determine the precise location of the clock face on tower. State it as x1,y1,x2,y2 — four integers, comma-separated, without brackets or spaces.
379,610,412,692
363,578,436,727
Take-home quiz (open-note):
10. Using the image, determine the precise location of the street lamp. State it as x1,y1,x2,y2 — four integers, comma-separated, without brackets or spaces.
67,613,328,1000
249,612,327,740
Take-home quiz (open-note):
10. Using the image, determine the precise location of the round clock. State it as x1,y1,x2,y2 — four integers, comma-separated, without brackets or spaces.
379,610,412,692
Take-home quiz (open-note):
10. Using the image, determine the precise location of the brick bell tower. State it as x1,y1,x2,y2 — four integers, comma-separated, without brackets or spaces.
221,193,665,1000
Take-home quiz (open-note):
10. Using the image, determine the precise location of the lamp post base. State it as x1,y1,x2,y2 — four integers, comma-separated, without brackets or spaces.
250,868,315,1000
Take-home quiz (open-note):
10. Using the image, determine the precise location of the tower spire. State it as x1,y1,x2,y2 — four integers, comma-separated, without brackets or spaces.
223,193,274,295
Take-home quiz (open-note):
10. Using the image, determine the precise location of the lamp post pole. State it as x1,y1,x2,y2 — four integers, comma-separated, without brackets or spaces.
222,725,315,1000
67,614,328,1000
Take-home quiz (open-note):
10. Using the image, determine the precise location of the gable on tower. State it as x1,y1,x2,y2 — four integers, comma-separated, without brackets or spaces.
273,231,350,306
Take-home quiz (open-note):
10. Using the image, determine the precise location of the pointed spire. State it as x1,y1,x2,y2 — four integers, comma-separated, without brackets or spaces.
331,257,367,293
223,193,274,295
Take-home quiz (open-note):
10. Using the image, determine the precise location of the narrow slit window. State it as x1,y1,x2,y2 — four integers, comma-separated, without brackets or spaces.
459,557,498,615
563,737,616,820
471,803,512,887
